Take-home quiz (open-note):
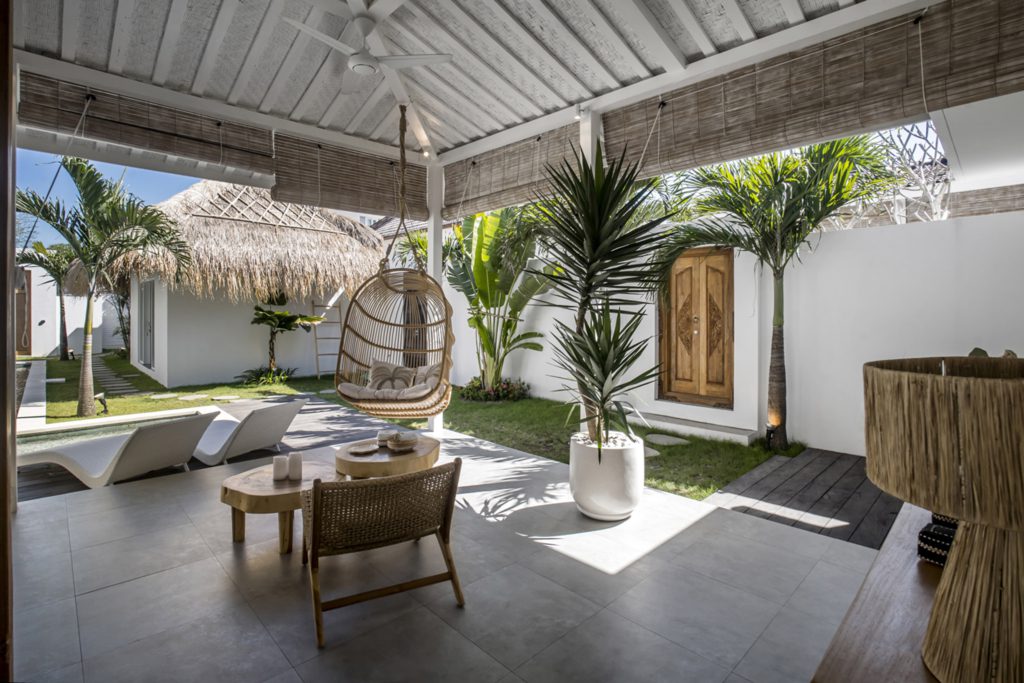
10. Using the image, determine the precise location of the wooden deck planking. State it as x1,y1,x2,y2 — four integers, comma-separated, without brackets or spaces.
708,449,899,549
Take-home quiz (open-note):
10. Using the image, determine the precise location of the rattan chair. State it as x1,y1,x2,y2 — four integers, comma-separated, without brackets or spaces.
335,268,454,419
300,459,464,647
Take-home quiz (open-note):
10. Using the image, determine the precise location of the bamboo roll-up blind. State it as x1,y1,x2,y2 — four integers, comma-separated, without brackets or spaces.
272,135,428,220
443,123,578,219
17,72,274,174
604,0,1024,179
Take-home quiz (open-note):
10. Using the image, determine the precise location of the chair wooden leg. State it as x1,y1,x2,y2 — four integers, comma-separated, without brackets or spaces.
310,566,325,648
438,534,465,607
278,510,293,554
301,536,308,565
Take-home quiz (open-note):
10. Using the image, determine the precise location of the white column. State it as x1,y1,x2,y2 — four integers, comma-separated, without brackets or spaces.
579,107,603,164
425,161,445,436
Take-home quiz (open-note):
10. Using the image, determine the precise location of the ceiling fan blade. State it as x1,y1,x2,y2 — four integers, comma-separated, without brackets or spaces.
377,54,453,69
282,16,358,56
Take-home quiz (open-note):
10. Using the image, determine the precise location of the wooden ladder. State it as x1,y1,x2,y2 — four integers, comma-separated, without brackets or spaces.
311,294,346,379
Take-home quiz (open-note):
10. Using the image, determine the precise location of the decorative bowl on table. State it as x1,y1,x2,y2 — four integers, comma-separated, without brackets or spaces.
346,439,380,457
387,432,419,453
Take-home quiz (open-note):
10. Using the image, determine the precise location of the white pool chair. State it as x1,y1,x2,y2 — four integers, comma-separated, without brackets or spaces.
17,410,218,489
192,399,307,467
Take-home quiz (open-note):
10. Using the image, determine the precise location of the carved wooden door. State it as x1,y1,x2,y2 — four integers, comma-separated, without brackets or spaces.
661,249,733,408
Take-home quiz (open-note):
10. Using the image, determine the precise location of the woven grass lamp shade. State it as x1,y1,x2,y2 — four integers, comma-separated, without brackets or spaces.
335,268,454,419
863,357,1024,683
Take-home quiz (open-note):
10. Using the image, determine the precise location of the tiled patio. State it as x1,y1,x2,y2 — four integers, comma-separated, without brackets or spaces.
14,403,877,683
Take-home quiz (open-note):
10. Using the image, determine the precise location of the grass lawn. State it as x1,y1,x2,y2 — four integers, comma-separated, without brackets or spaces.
43,357,800,501
44,354,336,423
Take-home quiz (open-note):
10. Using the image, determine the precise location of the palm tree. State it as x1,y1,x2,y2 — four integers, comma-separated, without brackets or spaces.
17,242,76,360
17,157,191,417
538,143,674,439
658,136,896,450
250,305,324,371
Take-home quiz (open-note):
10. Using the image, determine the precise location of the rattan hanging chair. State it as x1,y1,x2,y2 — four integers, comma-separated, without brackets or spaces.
335,106,455,419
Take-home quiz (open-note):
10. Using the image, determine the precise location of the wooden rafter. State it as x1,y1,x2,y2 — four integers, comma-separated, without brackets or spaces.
574,0,649,80
60,0,81,62
191,0,240,96
341,78,389,132
107,0,136,74
780,0,806,26
721,0,756,43
663,0,717,57
618,0,687,71
151,0,188,86
259,7,325,113
525,0,619,91
227,0,285,105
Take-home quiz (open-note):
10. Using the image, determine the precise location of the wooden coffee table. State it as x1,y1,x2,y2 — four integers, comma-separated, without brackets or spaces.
334,435,440,479
220,460,340,554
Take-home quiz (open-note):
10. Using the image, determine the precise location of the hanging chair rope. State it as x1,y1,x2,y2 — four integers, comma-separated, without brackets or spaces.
335,104,455,419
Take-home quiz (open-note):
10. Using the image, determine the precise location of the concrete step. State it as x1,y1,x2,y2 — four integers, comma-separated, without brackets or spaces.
631,412,758,445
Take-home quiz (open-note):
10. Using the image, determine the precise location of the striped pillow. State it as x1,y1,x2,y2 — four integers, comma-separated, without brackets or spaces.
367,360,416,390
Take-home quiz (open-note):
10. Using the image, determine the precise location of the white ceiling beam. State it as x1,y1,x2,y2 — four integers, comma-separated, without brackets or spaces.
439,0,943,164
663,0,717,57
574,0,650,80
400,74,488,140
227,0,284,104
780,0,806,26
385,14,524,125
16,125,276,188
721,0,756,43
107,0,136,75
342,79,390,132
191,0,239,96
401,3,545,118
367,0,406,22
618,0,687,71
484,1,592,99
526,0,619,91
429,0,568,108
16,49,413,161
392,56,505,132
259,7,324,113
303,0,353,20
60,0,81,62
371,106,399,140
151,0,188,86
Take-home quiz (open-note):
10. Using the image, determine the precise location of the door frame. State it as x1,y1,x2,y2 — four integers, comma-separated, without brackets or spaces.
138,279,155,369
657,247,735,410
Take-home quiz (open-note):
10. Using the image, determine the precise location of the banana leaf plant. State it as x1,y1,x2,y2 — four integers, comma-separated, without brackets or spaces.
445,207,556,391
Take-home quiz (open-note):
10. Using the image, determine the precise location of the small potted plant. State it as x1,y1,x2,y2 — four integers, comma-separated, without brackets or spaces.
538,143,672,520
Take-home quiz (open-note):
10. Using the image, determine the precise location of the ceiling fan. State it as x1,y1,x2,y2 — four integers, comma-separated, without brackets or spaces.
283,14,452,94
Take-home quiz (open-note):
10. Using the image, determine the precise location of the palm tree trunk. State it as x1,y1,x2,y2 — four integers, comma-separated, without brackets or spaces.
77,296,96,417
767,275,788,450
57,286,69,361
268,330,277,371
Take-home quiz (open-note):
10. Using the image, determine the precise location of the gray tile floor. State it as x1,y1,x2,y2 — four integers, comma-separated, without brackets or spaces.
13,404,877,683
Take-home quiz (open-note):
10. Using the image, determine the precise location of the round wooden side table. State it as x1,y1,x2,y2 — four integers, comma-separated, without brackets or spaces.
334,436,440,479
220,460,340,554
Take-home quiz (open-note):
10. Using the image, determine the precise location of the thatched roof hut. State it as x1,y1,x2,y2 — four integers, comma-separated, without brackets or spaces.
119,181,385,303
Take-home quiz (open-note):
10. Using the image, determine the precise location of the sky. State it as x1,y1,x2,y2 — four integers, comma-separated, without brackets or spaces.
15,148,199,247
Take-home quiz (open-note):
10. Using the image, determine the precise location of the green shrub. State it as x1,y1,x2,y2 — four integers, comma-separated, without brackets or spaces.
237,366,295,386
460,376,530,402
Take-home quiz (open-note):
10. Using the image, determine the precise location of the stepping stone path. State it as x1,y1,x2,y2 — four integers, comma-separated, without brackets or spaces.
91,355,142,396
211,395,240,401
150,393,178,400
178,394,209,401
318,388,336,394
646,433,690,447
644,446,660,458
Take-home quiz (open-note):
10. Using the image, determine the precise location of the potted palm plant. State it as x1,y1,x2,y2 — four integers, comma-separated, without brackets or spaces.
538,144,672,520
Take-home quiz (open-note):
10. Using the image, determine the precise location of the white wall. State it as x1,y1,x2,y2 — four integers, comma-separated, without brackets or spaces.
130,276,170,387
25,266,104,357
445,211,1024,456
132,277,345,388
101,298,124,350
779,210,1024,456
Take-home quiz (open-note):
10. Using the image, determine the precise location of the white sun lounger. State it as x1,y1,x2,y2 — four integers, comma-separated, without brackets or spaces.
17,410,218,489
192,399,307,467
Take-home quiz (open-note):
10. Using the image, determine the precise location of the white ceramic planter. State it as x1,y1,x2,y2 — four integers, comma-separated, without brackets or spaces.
568,431,644,521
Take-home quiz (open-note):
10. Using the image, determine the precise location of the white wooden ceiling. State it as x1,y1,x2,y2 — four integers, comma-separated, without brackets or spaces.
13,0,934,164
